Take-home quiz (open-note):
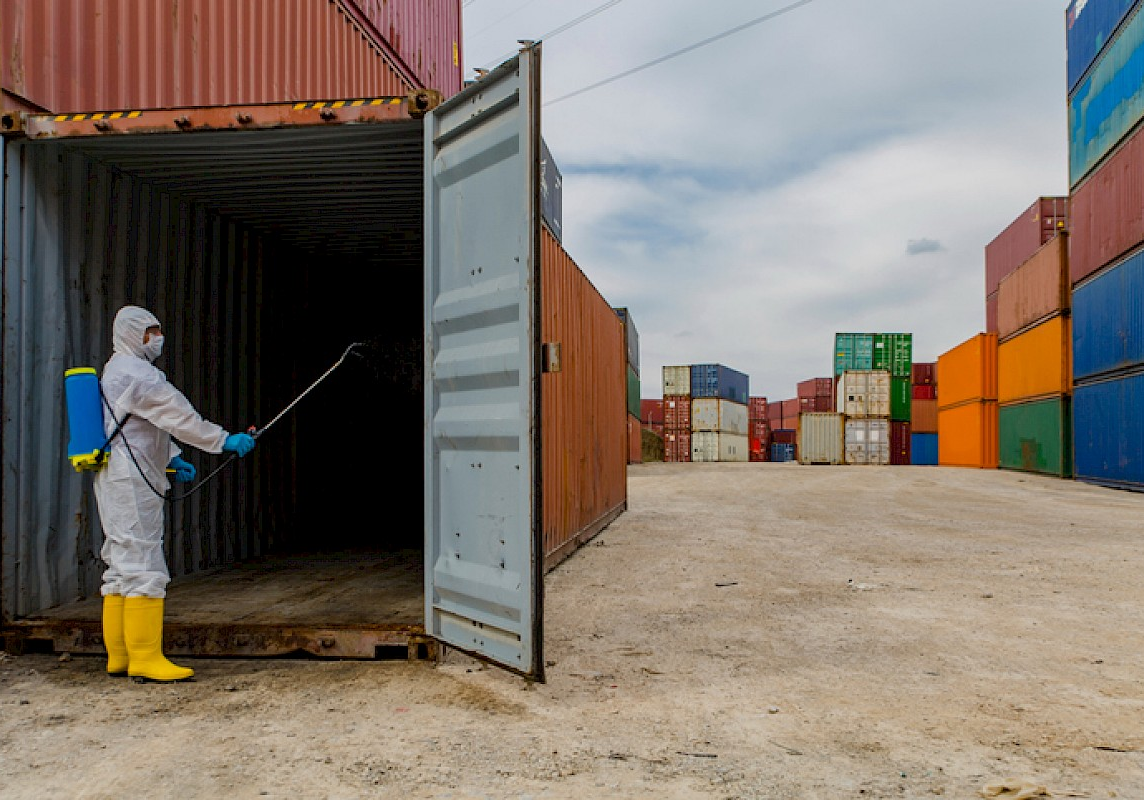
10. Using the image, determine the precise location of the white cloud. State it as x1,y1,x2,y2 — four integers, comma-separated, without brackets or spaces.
464,0,1070,400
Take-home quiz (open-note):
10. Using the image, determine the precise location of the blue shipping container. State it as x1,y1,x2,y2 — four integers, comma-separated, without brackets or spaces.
690,364,749,403
1069,1,1144,187
910,433,939,466
1073,370,1144,488
1067,0,1141,95
770,443,795,463
1073,245,1144,380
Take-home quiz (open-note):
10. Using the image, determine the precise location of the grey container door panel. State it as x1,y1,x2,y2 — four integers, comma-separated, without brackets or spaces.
423,47,543,679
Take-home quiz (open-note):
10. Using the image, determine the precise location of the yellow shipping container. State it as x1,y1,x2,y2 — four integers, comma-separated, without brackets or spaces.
937,333,998,409
938,401,999,469
997,315,1071,403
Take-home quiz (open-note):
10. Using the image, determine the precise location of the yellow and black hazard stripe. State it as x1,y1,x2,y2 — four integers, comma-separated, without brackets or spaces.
291,98,404,111
52,111,143,122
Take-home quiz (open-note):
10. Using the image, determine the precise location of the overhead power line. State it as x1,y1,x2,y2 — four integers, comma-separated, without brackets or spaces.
544,0,817,107
479,0,627,71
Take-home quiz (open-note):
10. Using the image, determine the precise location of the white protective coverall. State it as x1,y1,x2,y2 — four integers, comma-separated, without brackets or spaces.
93,306,230,598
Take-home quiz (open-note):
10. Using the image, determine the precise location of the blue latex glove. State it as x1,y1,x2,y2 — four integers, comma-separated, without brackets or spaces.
167,456,196,483
223,433,256,457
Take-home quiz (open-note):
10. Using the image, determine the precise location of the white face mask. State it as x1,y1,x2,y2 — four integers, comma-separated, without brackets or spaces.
142,335,164,362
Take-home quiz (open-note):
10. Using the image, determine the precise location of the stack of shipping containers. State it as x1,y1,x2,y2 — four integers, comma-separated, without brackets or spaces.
995,234,1073,477
1067,0,1144,490
769,398,800,462
748,397,770,462
615,308,641,465
837,370,891,465
796,377,843,464
937,334,999,468
662,366,692,463
689,365,750,462
835,333,912,465
910,362,939,465
984,198,1070,336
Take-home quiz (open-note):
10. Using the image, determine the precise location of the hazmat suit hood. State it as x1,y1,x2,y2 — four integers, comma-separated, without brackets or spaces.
112,305,161,361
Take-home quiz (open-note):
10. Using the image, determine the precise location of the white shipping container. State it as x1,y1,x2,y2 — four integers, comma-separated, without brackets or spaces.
837,370,891,418
691,432,749,462
798,413,845,465
690,398,748,434
663,365,691,396
845,418,890,465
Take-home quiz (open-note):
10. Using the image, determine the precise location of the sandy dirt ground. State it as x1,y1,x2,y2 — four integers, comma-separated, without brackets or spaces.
2,463,1143,799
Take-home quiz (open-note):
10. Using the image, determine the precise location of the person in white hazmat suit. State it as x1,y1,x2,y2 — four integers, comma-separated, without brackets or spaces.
94,305,256,682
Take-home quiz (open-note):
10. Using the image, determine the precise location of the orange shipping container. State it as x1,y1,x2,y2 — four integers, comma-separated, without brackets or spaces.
541,226,628,570
996,234,1069,340
911,398,938,433
938,401,999,468
997,316,1072,403
937,333,998,408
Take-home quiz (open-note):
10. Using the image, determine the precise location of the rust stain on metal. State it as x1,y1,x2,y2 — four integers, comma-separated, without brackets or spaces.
3,620,436,661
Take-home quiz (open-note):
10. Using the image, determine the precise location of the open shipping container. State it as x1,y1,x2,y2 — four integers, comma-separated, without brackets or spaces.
0,48,628,682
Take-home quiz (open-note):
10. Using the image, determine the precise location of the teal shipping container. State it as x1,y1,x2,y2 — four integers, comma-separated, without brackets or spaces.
835,333,874,375
837,333,912,377
1069,2,1144,187
998,398,1073,477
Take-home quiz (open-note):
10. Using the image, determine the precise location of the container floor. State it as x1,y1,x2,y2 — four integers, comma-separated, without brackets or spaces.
4,550,433,661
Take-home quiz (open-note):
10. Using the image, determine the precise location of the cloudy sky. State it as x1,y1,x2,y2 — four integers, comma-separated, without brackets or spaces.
462,0,1070,400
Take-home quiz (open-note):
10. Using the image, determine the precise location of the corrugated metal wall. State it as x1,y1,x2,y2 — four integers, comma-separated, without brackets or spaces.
540,226,627,570
345,0,464,97
2,0,417,114
1,138,304,618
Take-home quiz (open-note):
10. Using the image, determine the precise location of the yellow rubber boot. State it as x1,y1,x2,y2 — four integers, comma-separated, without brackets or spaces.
123,597,194,682
101,594,128,677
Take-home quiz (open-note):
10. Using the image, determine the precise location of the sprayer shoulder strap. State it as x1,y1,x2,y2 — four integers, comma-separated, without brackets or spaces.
97,387,132,454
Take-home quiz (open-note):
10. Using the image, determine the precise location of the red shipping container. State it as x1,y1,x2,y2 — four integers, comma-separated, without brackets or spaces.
345,0,465,97
1070,125,1144,285
912,384,937,400
641,399,664,426
663,395,691,432
664,430,691,463
890,421,912,465
781,398,800,426
797,377,833,399
985,197,1069,297
749,435,771,462
986,293,999,335
748,396,769,421
911,362,936,386
799,396,834,413
772,429,796,445
627,414,642,465
749,418,770,442
1,0,430,115
766,403,783,425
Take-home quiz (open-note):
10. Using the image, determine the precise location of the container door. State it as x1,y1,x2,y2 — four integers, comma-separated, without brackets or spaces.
423,47,544,679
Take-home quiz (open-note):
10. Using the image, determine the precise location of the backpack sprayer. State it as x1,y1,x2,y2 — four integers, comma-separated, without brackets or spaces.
64,342,365,501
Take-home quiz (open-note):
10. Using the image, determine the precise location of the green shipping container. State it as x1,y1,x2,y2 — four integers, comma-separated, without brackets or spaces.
999,397,1072,477
835,333,874,375
891,377,911,421
890,333,912,378
627,365,640,418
